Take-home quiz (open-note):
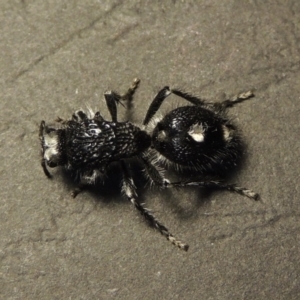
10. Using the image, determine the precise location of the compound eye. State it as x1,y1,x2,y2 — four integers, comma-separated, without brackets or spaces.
47,159,59,168
44,150,62,167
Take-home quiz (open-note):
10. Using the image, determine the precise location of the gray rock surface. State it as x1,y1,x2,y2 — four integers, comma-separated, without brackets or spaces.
0,1,299,299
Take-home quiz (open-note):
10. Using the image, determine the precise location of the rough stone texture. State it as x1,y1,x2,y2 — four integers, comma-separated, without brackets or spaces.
0,1,299,299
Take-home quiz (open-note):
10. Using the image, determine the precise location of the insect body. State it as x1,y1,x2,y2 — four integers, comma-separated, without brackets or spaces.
39,79,259,251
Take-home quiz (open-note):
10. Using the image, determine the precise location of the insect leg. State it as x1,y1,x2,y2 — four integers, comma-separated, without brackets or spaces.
104,91,121,122
139,155,169,186
104,79,140,122
143,86,210,126
171,89,207,106
143,87,172,126
121,161,189,251
165,180,259,200
218,91,255,109
120,78,140,121
120,78,140,102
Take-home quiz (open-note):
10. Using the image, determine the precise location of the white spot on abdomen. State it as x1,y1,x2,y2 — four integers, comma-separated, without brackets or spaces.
188,124,205,142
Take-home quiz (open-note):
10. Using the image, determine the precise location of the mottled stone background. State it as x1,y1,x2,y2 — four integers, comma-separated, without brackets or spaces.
1,1,299,299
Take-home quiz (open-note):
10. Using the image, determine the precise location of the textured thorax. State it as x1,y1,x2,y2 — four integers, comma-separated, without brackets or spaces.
65,119,150,171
